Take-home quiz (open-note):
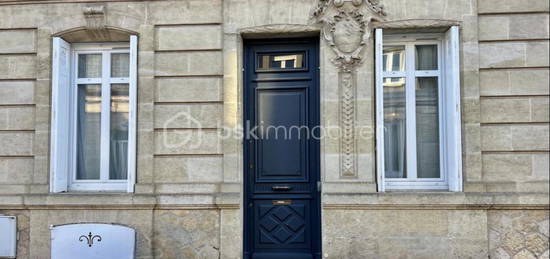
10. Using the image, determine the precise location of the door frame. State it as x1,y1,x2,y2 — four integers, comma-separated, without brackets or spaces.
242,37,322,258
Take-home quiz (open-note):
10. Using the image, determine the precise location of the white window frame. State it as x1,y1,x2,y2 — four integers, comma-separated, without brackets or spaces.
50,36,137,192
375,27,462,192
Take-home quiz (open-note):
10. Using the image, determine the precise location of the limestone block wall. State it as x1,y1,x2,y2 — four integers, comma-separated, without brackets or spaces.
0,1,227,258
0,0,548,258
477,0,550,192
321,0,549,257
0,28,37,195
323,208,550,258
324,209,489,258
489,210,549,258
151,23,224,196
0,0,228,196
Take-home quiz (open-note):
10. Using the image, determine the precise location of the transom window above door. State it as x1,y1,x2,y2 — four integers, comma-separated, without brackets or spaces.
375,27,463,191
256,52,307,71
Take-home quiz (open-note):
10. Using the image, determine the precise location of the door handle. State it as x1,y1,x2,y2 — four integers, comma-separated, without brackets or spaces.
272,186,292,191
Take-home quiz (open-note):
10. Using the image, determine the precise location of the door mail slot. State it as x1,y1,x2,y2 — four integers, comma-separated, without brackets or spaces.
272,185,292,191
272,200,292,205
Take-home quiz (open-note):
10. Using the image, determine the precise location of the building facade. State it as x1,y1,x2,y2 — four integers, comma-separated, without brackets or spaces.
0,0,548,258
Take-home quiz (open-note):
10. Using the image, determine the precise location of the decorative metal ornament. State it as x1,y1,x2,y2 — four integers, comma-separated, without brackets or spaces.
312,0,386,177
79,232,102,247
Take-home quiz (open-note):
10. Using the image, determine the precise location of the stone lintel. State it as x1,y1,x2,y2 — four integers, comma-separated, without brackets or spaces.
239,24,320,39
374,19,461,33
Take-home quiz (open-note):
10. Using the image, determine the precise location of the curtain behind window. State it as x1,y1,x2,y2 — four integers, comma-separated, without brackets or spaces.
76,84,102,180
109,84,129,180
415,45,440,178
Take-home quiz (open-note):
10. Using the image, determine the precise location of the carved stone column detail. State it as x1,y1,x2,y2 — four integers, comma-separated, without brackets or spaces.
312,0,385,177
339,71,356,176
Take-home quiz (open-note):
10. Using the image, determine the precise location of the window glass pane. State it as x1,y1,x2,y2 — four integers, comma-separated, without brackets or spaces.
78,54,102,78
383,77,406,178
383,46,405,72
415,45,438,70
416,77,440,178
258,53,304,69
109,84,129,180
76,84,102,180
111,53,130,77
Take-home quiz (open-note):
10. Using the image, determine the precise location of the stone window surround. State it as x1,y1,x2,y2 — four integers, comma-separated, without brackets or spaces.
377,33,448,189
375,28,463,191
49,24,139,193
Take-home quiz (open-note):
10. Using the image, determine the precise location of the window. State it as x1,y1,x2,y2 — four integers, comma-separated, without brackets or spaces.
375,27,462,191
50,36,137,192
257,52,306,70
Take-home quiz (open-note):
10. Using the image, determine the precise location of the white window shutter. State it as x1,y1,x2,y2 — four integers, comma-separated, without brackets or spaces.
375,28,385,192
127,35,138,193
50,37,71,193
445,26,463,192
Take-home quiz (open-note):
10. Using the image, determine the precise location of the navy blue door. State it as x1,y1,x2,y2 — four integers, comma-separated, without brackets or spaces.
244,38,321,259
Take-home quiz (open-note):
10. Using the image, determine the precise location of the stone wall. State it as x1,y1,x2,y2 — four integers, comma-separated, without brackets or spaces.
0,0,548,258
489,210,549,258
319,0,549,257
0,1,230,258
324,209,489,258
476,0,550,193
323,209,550,258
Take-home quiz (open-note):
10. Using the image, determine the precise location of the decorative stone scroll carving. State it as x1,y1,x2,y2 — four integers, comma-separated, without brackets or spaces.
83,5,108,40
312,0,385,177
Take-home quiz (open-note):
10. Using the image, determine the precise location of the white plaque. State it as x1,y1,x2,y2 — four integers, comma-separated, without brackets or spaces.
51,223,135,259
0,216,17,258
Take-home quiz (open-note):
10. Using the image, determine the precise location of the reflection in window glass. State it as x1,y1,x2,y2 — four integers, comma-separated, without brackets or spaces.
383,46,405,72
78,54,102,78
416,77,440,178
111,53,130,77
110,84,129,180
76,84,102,180
383,77,406,178
258,53,304,69
416,45,438,70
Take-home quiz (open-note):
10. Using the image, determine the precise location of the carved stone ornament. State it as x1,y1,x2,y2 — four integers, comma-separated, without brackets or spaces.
312,0,385,72
83,5,108,40
312,0,386,177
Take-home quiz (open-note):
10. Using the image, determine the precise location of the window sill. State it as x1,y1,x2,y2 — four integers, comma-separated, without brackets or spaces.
384,189,450,192
384,183,449,191
58,190,130,194
68,182,129,192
